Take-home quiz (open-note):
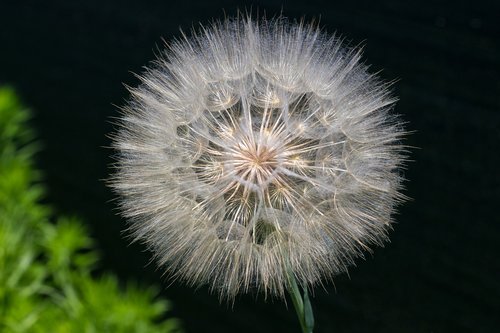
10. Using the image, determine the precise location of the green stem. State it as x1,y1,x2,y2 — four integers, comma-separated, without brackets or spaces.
286,268,314,333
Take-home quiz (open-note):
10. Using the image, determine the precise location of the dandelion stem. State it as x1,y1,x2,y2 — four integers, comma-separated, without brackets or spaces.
286,267,314,333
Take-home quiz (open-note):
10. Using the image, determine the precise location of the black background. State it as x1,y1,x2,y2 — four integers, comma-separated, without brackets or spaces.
1,0,499,332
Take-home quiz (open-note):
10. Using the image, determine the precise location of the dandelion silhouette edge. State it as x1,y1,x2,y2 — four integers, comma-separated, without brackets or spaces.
110,15,407,300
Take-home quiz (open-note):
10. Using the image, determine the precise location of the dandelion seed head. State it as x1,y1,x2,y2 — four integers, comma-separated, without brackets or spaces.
110,15,407,300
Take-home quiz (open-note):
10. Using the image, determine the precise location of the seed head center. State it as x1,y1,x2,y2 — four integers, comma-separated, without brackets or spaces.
226,136,282,191
245,145,276,170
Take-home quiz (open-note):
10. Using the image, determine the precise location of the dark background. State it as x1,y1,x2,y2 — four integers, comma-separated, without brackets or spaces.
1,0,499,332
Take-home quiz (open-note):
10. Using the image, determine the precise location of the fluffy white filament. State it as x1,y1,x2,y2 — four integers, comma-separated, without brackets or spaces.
110,16,406,300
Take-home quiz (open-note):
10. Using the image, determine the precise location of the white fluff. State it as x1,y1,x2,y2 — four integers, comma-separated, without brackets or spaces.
110,15,407,300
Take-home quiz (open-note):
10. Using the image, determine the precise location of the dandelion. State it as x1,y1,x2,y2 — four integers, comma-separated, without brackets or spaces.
110,14,406,332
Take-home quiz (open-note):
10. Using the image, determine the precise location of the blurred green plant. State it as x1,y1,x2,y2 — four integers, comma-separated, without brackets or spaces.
0,87,182,332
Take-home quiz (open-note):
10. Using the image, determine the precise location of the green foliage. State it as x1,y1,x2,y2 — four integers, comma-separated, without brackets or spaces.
0,87,181,332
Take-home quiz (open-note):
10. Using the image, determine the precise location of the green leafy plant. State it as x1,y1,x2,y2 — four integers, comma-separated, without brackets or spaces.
0,87,182,332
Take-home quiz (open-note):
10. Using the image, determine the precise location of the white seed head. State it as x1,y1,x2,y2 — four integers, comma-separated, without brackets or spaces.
110,16,407,300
